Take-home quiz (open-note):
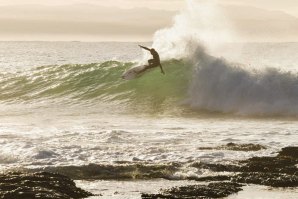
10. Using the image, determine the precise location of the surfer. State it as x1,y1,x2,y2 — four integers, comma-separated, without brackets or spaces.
139,45,165,74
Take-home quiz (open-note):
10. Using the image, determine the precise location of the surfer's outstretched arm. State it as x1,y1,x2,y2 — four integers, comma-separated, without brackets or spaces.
160,64,165,75
138,45,150,51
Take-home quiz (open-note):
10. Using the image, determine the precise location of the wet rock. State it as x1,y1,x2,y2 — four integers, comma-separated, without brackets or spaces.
141,182,243,199
188,147,298,188
198,142,266,151
22,146,297,191
191,161,241,173
193,146,298,175
238,147,298,175
0,171,93,199
37,163,180,180
239,156,298,174
232,172,298,187
187,175,231,182
278,147,298,158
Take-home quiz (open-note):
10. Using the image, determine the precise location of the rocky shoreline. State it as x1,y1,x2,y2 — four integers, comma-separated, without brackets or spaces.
0,144,297,199
0,172,93,199
142,182,244,199
141,145,298,199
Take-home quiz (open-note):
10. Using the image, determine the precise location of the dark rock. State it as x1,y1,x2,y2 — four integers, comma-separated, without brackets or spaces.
141,182,243,199
198,143,266,151
188,146,298,188
191,161,241,172
225,142,266,151
232,172,298,187
239,156,298,174
278,147,298,158
187,175,231,182
19,146,297,192
0,172,93,199
36,163,180,180
193,147,298,175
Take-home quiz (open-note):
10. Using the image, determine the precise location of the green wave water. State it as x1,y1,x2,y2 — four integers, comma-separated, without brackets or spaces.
2,52,298,117
0,60,192,107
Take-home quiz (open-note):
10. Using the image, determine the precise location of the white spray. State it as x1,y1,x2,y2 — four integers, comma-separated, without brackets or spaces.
152,0,236,59
151,0,298,116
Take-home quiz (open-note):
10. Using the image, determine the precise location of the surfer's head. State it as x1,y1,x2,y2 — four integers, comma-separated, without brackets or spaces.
150,48,155,52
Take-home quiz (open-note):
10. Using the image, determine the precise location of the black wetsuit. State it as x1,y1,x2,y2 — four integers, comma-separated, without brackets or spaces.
138,45,164,74
148,49,160,68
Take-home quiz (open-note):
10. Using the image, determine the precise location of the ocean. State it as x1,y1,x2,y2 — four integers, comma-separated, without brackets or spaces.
0,41,298,198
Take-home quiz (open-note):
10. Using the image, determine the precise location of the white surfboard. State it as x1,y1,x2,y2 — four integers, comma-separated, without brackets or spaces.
122,65,149,80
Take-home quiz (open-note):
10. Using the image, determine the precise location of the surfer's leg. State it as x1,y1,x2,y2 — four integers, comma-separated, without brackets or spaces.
148,59,154,66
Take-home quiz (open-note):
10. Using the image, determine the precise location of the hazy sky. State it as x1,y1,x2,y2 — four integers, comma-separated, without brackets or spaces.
0,0,184,10
0,0,298,41
223,0,298,16
1,0,297,15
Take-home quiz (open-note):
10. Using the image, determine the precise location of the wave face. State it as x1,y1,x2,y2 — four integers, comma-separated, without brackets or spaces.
2,54,298,117
0,60,191,109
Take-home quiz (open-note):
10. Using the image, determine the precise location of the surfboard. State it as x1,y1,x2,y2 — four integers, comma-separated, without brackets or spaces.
122,65,148,80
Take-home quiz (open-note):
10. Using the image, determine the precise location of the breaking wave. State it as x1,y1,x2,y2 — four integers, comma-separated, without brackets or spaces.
1,55,298,117
185,45,298,116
